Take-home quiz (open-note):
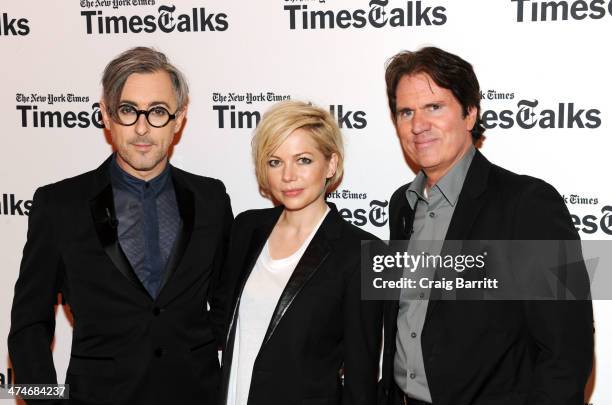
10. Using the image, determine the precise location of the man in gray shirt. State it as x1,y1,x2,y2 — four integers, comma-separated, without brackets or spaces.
394,146,474,404
378,47,593,405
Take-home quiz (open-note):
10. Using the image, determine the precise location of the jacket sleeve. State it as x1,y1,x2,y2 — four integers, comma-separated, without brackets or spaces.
8,187,64,392
207,184,234,348
515,180,594,405
342,246,383,405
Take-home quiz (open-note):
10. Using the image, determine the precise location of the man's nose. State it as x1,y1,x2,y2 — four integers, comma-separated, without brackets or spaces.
134,112,150,135
411,110,430,134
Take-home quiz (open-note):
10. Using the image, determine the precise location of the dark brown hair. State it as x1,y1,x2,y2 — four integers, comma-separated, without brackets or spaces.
385,46,485,142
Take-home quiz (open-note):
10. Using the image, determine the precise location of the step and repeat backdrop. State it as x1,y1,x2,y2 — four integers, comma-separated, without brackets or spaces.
1,0,611,403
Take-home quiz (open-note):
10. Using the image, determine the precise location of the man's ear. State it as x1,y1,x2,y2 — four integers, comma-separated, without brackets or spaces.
466,106,477,132
100,100,111,129
174,105,188,134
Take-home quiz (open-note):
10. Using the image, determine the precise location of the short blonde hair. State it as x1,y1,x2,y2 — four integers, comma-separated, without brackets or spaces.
252,100,344,197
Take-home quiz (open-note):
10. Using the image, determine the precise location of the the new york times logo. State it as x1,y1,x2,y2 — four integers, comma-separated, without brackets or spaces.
212,92,367,130
284,0,446,30
80,0,156,9
512,0,612,22
326,189,389,227
1,194,33,216
81,4,228,34
214,104,367,130
0,13,30,36
481,99,601,129
16,92,103,129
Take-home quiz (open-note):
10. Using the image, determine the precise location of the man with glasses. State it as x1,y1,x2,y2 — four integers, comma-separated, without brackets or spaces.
9,47,233,405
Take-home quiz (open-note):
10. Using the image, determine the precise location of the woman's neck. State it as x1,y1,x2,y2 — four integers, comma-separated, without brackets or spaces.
278,199,328,234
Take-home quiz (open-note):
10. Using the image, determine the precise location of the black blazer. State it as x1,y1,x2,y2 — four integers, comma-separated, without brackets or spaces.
8,156,233,405
219,203,382,405
379,150,593,405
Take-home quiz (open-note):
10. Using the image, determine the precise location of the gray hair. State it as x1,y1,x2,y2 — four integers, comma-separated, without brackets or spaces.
101,46,189,115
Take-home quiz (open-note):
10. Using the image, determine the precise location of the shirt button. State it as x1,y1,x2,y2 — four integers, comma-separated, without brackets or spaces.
154,347,165,357
409,372,416,379
429,212,435,218
419,292,425,299
411,332,417,338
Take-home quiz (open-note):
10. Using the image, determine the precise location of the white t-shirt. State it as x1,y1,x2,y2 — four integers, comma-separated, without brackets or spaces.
226,208,329,405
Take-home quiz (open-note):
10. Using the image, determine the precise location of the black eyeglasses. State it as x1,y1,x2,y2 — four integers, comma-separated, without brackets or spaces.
113,104,177,128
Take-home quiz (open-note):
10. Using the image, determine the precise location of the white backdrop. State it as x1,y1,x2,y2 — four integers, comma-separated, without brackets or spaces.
1,0,611,403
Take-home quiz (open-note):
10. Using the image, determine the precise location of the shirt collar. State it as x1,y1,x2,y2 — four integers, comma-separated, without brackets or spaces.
110,153,172,199
405,145,476,209
406,171,427,210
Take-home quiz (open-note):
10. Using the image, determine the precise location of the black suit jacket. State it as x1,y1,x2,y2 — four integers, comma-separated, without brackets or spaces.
218,203,382,405
8,157,233,405
379,150,593,405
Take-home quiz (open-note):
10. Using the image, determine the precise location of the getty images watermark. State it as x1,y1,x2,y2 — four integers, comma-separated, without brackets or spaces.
360,240,612,301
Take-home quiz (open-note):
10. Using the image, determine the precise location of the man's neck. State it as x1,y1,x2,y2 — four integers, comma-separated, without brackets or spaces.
115,156,168,182
423,145,473,189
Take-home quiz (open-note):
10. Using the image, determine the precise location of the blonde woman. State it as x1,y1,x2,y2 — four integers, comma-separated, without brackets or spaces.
219,101,382,405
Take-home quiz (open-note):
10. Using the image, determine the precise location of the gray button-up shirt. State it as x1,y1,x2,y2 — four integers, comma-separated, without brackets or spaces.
394,146,475,402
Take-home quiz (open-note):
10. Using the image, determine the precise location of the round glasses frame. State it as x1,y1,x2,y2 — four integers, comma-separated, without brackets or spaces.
113,104,178,128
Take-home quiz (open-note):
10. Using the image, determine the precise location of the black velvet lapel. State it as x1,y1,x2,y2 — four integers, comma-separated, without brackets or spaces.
158,169,195,293
89,160,151,299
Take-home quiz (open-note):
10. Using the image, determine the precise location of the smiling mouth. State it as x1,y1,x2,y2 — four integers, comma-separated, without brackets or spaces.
414,138,438,149
282,188,304,197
